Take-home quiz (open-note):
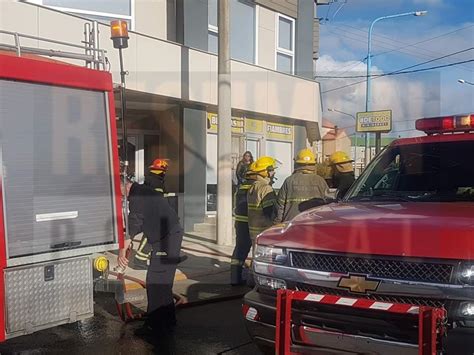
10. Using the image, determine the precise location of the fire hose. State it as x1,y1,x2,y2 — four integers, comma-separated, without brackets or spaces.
111,247,186,323
110,242,250,322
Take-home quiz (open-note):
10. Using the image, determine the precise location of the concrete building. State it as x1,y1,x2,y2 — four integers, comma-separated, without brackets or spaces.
0,0,324,241
321,120,352,161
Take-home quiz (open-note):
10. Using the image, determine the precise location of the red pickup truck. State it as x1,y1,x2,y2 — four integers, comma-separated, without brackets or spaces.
244,114,474,354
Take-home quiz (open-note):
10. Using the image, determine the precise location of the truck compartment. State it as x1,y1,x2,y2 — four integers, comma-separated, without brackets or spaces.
4,256,94,338
0,79,117,259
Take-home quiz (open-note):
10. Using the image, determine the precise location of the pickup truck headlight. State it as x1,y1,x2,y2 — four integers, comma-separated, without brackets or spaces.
254,245,287,264
256,275,287,290
459,264,474,285
460,302,474,317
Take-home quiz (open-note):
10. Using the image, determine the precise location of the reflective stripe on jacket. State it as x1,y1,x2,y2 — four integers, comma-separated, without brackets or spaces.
247,175,277,239
234,182,252,223
275,168,330,223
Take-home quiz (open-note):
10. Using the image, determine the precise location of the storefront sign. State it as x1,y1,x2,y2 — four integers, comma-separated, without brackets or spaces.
266,123,293,141
207,113,244,134
356,110,392,133
245,118,264,134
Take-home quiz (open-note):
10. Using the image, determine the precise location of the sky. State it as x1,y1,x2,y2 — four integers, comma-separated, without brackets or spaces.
316,0,474,137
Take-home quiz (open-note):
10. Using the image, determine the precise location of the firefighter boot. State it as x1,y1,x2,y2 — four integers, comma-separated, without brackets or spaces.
230,259,245,286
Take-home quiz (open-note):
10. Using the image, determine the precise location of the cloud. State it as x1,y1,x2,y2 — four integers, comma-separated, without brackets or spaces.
413,0,443,5
316,55,445,137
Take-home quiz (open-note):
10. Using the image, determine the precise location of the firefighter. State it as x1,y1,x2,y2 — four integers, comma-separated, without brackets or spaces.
247,156,278,250
329,151,355,200
131,160,169,267
230,167,254,286
275,148,330,223
118,158,183,340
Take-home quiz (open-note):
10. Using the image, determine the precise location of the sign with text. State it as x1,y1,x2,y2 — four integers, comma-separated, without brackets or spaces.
356,110,392,133
207,113,244,134
266,123,293,141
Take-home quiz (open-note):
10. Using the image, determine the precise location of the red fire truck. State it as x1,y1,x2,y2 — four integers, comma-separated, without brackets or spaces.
244,114,474,354
0,36,123,340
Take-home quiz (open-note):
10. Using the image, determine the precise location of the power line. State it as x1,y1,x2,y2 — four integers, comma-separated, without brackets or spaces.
318,20,474,76
322,25,474,73
373,24,474,59
327,26,474,73
317,48,474,79
321,59,474,94
336,23,474,67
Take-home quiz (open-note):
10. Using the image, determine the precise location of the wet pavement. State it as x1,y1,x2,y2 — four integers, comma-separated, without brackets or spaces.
0,293,262,355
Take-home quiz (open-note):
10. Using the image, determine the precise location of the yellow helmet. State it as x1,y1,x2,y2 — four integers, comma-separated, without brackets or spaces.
249,156,278,177
295,148,316,165
329,151,352,165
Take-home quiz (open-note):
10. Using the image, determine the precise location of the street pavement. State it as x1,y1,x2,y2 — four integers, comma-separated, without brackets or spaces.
0,236,261,354
0,295,261,354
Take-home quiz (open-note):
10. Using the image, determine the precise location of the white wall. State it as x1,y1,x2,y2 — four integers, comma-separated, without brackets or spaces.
134,0,168,40
1,0,321,125
257,6,276,70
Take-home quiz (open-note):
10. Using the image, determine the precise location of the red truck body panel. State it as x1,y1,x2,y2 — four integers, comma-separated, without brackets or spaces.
259,132,474,261
0,53,124,341
259,201,474,260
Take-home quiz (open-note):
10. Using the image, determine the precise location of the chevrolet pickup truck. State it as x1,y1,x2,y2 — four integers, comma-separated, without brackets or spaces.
244,114,474,354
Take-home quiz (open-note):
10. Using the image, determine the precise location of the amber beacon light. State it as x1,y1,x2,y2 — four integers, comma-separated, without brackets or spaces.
110,20,129,49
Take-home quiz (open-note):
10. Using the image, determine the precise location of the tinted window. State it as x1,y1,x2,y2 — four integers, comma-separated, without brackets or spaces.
278,16,293,51
348,140,474,202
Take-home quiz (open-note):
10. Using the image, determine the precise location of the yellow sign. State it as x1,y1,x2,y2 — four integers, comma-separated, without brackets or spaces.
207,113,244,134
266,123,293,141
245,118,264,134
356,110,392,133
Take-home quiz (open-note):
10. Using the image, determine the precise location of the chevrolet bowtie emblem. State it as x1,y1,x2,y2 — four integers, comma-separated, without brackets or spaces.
338,274,380,294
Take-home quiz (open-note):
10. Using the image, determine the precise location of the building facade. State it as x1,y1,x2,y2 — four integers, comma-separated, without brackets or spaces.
1,0,324,239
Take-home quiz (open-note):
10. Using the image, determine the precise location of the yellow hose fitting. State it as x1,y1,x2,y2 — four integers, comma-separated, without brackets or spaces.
94,256,109,272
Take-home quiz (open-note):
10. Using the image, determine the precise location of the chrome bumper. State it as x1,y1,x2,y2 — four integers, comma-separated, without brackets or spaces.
294,326,418,355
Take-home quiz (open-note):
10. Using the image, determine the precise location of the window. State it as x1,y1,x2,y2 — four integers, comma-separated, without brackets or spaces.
276,14,295,74
208,0,219,54
27,0,134,30
266,140,293,189
348,141,474,202
208,0,256,64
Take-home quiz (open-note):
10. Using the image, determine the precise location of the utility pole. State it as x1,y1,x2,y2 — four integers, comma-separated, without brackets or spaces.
217,0,233,246
365,11,427,164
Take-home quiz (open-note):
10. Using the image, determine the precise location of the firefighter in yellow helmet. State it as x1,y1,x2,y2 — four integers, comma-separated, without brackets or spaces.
329,151,355,200
275,148,330,223
247,157,278,247
230,166,254,285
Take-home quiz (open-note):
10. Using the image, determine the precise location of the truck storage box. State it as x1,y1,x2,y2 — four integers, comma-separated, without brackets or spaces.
4,256,93,337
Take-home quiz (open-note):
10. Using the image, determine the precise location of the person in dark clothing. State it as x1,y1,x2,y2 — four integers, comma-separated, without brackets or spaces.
230,173,253,286
329,151,356,200
235,151,254,186
118,158,183,342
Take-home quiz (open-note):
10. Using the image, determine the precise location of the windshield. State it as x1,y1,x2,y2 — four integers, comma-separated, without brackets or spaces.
347,140,474,202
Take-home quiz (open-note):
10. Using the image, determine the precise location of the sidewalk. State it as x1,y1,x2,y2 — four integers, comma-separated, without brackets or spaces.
105,235,250,309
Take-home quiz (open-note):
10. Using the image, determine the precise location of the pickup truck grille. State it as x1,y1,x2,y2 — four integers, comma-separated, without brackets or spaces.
295,283,446,309
290,252,454,284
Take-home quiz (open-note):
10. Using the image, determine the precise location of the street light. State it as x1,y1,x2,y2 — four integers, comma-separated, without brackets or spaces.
328,108,355,120
365,10,427,165
458,79,474,86
327,108,358,172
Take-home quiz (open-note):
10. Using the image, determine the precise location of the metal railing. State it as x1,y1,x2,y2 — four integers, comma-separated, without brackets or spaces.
0,22,107,70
